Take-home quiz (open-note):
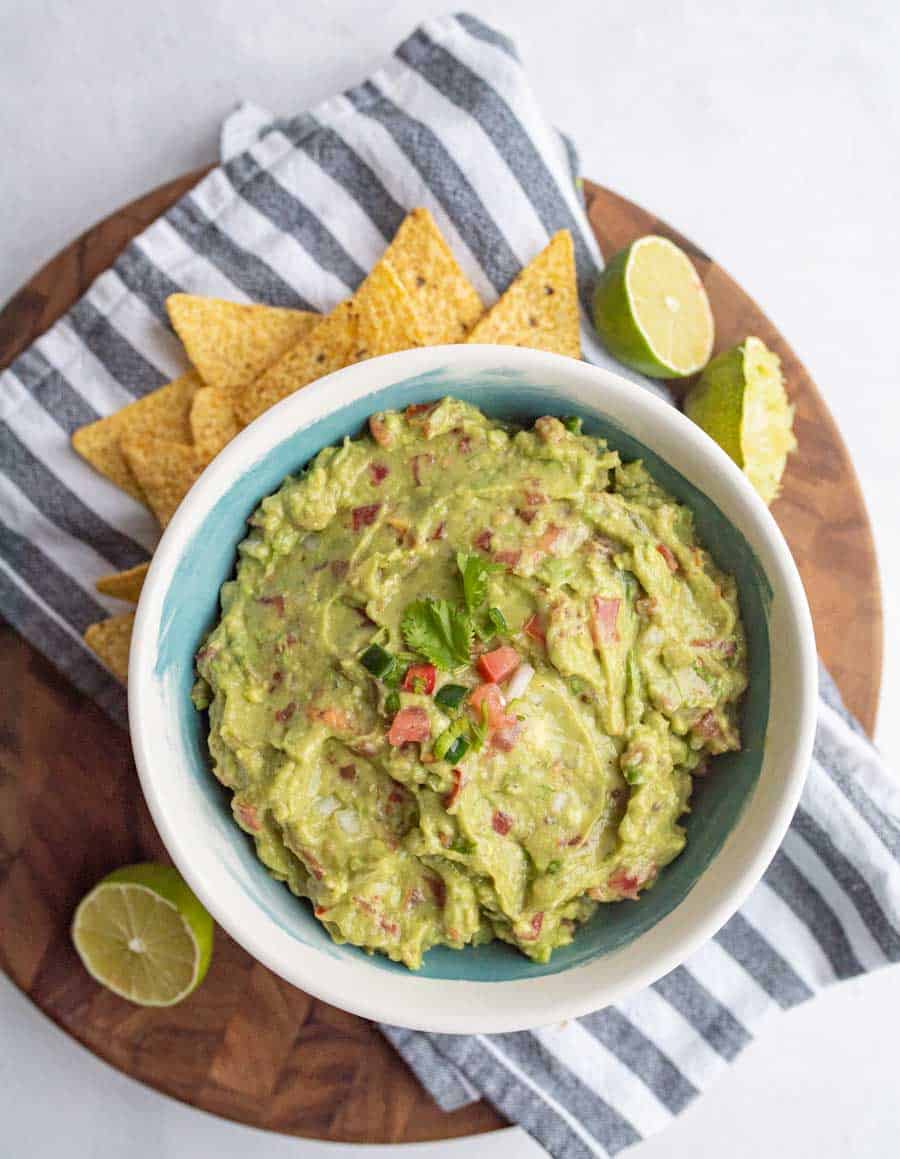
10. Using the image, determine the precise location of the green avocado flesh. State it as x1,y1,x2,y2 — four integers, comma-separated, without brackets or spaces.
195,398,747,969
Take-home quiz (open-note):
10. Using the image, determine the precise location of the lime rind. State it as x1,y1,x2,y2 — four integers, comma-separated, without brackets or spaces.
71,863,213,1007
592,236,714,378
685,336,797,505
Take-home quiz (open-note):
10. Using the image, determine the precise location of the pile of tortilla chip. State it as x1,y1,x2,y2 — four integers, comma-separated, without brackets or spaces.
75,209,581,684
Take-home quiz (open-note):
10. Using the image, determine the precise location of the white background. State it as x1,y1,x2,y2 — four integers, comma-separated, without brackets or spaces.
2,1,898,1156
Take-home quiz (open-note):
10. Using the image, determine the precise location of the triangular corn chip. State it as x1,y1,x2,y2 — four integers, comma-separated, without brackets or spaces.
120,436,204,528
236,261,424,425
95,562,149,603
466,230,580,358
167,296,319,391
381,208,483,343
72,372,200,502
84,612,135,684
190,385,242,462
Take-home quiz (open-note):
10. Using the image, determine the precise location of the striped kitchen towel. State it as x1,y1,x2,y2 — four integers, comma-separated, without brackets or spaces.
1,13,897,1158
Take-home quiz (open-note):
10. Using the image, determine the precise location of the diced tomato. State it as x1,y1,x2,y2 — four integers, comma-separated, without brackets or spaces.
493,549,521,569
257,594,285,615
388,706,430,746
537,525,562,554
469,682,512,731
589,595,621,647
388,784,407,804
477,646,521,684
491,810,513,836
369,415,392,446
339,764,356,781
519,912,544,940
234,801,261,832
694,710,721,740
635,596,657,617
402,663,436,695
523,613,546,644
606,866,655,900
428,876,447,908
492,721,522,752
443,767,465,809
517,508,537,524
656,543,679,572
430,521,446,540
369,462,389,485
275,701,296,723
474,528,493,552
406,402,434,419
458,435,472,454
352,503,382,531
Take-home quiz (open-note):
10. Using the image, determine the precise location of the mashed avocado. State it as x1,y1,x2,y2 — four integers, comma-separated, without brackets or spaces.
195,398,747,968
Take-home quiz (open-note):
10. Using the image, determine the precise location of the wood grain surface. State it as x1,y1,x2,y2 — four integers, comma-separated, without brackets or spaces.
0,172,882,1145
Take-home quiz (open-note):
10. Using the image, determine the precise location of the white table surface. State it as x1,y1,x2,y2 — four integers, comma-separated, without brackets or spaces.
2,1,898,1156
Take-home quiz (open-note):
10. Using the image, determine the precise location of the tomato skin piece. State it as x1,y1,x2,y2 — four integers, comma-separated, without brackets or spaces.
492,810,513,836
477,646,520,684
656,542,679,572
387,706,430,746
402,663,436,695
352,503,381,530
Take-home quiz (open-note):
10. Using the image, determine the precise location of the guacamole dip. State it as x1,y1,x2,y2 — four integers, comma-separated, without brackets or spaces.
195,399,747,968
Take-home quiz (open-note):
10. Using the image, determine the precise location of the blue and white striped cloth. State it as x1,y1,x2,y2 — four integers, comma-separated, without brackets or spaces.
1,14,897,1158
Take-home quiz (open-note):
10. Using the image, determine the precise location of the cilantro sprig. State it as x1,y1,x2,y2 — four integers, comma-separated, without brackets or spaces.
401,598,473,671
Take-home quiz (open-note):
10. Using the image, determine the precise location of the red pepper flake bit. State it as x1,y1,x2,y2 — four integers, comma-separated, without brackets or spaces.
275,701,296,723
524,491,547,507
380,917,400,938
523,613,546,644
494,549,521,569
491,810,513,836
430,520,446,541
458,435,472,454
406,402,435,419
352,503,381,531
516,508,537,524
258,594,285,615
443,767,465,809
302,850,325,881
635,597,657,618
589,595,621,647
656,543,679,572
388,785,407,804
314,905,329,917
369,462,389,485
354,896,376,915
474,528,493,552
339,764,357,781
567,833,583,847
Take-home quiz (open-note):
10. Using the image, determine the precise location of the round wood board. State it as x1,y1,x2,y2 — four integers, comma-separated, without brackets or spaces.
0,173,882,1145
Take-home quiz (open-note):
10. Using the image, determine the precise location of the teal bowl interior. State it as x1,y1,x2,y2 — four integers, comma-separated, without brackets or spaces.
157,368,771,982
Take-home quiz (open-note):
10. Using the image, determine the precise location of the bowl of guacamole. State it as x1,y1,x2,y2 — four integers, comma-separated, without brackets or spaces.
129,345,816,1033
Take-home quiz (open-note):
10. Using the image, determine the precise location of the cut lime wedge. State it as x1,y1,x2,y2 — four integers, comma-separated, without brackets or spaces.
685,336,797,504
71,863,213,1006
592,235,714,377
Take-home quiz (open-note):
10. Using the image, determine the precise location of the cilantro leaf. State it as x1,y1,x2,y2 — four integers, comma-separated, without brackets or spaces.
456,551,504,613
401,598,473,670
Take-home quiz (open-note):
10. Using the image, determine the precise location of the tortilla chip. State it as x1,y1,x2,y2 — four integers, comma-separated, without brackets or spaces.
466,230,581,358
236,261,424,425
166,296,319,392
190,385,242,462
120,436,204,528
72,372,200,502
381,208,483,343
95,562,149,602
84,612,135,685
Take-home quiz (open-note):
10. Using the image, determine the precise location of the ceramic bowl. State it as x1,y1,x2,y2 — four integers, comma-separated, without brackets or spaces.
129,344,817,1034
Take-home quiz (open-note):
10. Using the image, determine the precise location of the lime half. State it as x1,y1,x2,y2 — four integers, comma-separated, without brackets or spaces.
72,863,213,1006
685,336,797,504
592,235,714,377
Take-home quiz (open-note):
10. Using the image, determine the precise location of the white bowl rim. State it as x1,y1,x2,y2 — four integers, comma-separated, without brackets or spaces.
129,343,818,1034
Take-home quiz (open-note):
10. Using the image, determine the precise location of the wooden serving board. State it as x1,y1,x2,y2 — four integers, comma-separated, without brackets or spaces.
0,174,882,1146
